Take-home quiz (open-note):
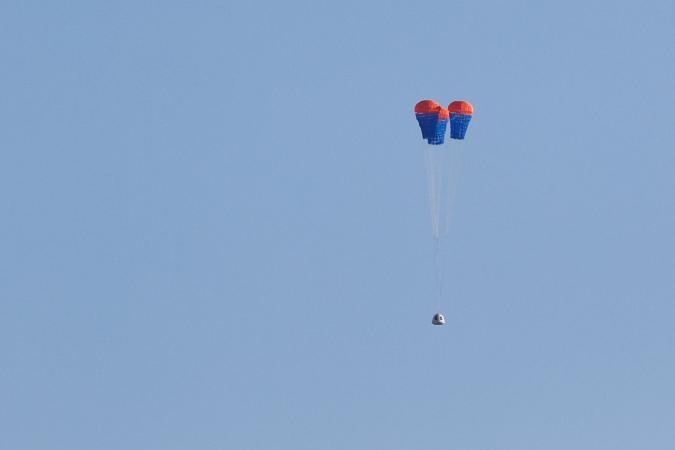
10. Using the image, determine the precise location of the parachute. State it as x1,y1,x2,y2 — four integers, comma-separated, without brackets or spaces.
414,99,474,322
448,100,473,140
414,100,449,145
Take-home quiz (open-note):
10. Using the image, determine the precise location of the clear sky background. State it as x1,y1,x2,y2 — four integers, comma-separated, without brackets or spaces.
2,1,674,449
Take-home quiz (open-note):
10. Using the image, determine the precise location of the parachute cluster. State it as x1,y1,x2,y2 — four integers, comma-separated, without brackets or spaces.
414,98,475,323
414,100,474,144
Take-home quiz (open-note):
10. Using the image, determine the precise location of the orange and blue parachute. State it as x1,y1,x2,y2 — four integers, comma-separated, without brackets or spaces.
414,100,449,145
447,100,473,140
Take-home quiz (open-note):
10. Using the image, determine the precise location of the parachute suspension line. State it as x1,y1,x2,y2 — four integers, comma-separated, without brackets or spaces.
433,237,443,311
424,145,445,240
425,143,463,316
425,144,462,240
442,142,463,237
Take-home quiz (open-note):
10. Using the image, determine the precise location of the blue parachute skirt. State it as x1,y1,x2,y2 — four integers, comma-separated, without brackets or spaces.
429,119,448,145
416,113,437,140
449,114,472,140
416,113,448,145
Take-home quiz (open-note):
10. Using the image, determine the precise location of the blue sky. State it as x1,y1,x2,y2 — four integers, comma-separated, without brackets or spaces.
1,1,674,449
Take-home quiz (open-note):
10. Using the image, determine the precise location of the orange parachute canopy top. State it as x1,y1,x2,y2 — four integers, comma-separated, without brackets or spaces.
447,100,474,116
414,100,442,114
